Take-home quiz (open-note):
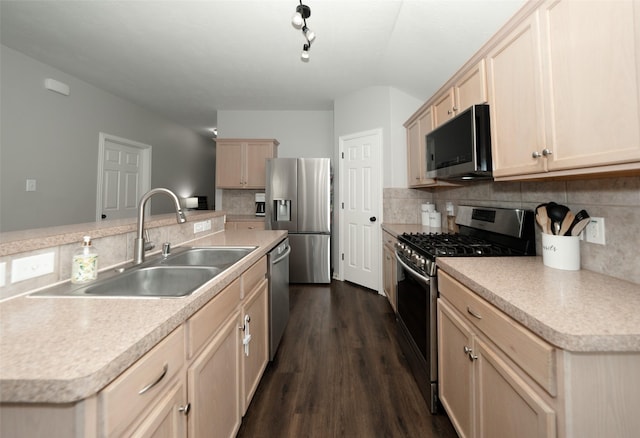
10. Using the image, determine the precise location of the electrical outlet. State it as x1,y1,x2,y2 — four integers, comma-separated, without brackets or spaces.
585,217,606,245
11,252,55,283
193,222,204,234
203,220,211,231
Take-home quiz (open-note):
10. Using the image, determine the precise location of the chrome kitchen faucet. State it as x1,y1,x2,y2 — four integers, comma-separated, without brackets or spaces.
133,188,186,264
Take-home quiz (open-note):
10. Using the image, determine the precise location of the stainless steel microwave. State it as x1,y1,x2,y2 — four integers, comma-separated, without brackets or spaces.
425,104,492,180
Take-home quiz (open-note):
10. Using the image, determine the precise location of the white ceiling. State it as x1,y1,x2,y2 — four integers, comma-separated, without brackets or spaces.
0,0,526,136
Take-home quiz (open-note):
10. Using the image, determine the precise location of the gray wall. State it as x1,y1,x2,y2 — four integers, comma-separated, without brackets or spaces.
217,110,334,159
0,45,216,232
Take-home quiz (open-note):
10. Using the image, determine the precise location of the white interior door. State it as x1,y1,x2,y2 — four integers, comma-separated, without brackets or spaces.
340,129,382,291
96,133,151,221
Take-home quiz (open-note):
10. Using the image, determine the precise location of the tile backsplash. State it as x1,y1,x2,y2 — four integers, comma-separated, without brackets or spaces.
220,189,263,215
384,176,640,285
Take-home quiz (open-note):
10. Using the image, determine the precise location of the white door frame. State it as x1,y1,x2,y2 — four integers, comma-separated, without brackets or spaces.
337,128,384,293
96,132,152,222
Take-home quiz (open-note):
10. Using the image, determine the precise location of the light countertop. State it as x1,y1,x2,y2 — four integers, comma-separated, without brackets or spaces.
0,229,287,403
382,223,640,353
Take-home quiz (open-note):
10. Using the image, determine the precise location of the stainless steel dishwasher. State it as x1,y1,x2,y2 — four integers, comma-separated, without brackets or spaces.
268,238,290,361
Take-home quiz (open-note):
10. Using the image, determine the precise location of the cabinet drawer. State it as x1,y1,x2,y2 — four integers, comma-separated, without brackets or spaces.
242,256,267,298
187,278,241,358
100,325,185,436
438,271,557,396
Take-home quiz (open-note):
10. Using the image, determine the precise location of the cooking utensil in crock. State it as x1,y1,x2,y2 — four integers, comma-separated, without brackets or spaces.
569,209,590,236
546,203,570,235
535,203,551,234
559,211,574,236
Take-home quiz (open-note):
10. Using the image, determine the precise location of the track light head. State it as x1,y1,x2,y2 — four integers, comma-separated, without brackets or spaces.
302,26,316,43
301,44,310,61
291,4,310,28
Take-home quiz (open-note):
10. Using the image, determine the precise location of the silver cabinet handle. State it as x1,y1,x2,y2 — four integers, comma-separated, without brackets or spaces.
467,306,482,319
463,346,472,354
542,148,553,156
138,363,168,395
178,403,191,415
468,351,478,362
532,151,542,158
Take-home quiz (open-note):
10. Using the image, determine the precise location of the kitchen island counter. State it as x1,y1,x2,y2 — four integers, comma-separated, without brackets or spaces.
0,229,287,403
436,256,640,352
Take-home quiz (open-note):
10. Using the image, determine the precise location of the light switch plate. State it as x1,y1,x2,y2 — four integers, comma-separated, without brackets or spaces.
0,262,5,287
11,252,55,283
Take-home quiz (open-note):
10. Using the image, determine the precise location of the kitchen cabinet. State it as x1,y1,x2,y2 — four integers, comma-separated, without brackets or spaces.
433,60,488,128
215,139,278,189
382,230,397,312
438,271,557,438
225,220,265,231
99,325,187,437
126,378,188,438
488,0,640,179
240,263,269,414
406,106,434,187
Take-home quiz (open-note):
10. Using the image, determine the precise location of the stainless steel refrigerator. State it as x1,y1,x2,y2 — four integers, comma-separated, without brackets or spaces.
265,158,331,283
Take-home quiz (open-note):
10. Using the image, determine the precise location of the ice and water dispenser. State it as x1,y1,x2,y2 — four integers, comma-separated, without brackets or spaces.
274,199,291,222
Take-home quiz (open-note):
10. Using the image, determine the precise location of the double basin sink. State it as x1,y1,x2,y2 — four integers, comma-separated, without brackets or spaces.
31,246,256,298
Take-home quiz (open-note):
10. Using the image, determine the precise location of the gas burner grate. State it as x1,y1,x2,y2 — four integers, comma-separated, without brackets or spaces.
399,232,517,258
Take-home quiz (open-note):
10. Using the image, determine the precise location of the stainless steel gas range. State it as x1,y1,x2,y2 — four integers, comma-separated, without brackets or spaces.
394,205,536,414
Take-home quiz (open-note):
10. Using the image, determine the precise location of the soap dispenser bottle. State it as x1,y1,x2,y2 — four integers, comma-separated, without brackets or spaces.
71,236,99,284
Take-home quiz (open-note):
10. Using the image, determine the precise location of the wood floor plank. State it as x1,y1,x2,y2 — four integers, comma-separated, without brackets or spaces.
237,281,458,437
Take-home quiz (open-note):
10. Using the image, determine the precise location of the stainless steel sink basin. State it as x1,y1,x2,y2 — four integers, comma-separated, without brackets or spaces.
84,266,221,297
31,266,221,298
160,246,256,269
30,246,256,299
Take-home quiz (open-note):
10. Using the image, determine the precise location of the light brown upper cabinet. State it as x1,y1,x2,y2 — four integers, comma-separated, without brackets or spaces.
489,0,640,179
433,60,488,128
406,106,434,187
215,139,279,189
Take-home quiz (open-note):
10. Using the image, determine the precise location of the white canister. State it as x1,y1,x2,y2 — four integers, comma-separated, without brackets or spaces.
428,211,442,229
541,233,580,271
421,211,430,226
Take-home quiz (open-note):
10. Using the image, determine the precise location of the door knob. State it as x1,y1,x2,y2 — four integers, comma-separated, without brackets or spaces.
101,214,107,219
369,217,377,222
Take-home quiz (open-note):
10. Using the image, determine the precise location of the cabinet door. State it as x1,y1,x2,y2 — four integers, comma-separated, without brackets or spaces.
438,299,475,438
187,311,241,438
216,143,244,188
382,243,396,312
406,119,422,186
245,142,275,188
475,338,556,438
127,378,188,438
241,279,269,414
540,0,640,171
487,11,547,177
433,89,456,128
455,60,488,112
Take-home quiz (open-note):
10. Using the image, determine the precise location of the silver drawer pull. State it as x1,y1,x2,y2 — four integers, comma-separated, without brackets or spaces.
467,306,482,319
178,403,191,415
138,363,168,395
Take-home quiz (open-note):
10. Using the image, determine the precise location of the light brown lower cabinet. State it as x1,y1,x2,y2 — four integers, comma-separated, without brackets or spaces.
382,230,397,312
0,257,269,438
438,298,555,438
437,270,640,438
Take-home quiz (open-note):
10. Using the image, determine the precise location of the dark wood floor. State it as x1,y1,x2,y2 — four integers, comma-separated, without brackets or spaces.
237,281,458,437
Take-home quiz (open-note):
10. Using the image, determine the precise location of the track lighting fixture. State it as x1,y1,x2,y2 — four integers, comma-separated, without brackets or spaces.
291,1,315,61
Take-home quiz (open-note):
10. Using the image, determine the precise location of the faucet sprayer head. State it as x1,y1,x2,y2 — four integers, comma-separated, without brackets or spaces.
176,209,187,223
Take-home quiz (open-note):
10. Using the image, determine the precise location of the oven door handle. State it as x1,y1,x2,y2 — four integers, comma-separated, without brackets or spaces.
395,252,431,286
